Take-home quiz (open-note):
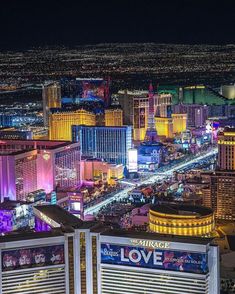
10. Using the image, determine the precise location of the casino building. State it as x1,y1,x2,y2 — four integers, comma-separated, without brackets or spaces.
0,205,219,294
72,125,132,165
0,139,81,200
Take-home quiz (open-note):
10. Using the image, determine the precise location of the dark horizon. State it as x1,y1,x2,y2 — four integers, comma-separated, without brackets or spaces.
1,0,235,50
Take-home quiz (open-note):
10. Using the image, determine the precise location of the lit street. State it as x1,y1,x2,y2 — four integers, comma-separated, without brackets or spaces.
85,148,218,215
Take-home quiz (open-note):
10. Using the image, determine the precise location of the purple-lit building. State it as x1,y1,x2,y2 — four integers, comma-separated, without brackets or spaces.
173,104,208,128
0,140,80,201
0,200,34,233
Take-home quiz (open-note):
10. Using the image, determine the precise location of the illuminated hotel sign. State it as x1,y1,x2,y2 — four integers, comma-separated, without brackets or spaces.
130,239,170,249
101,243,208,274
43,153,50,161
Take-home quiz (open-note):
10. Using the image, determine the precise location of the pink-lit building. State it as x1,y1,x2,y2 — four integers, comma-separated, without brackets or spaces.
0,149,38,201
80,159,123,184
0,140,80,201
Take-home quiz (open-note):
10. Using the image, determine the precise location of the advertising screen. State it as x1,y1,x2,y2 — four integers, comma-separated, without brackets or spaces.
2,245,64,271
76,78,109,101
101,243,208,274
128,149,138,172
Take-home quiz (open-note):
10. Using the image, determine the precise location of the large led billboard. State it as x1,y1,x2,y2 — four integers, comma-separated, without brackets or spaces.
101,243,208,274
76,78,109,102
2,245,64,271
128,148,138,172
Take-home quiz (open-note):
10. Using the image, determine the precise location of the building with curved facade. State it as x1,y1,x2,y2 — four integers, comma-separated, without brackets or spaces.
149,203,215,237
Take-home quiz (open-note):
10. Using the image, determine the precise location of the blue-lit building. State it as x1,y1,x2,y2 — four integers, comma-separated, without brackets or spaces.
0,114,43,127
0,128,33,140
72,125,132,165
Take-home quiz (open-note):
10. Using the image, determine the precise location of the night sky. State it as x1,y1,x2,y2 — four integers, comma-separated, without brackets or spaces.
1,0,235,49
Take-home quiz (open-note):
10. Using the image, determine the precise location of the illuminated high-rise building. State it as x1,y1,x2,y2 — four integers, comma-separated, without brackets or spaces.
155,117,173,138
42,81,61,126
173,104,208,128
201,170,235,221
218,128,235,170
214,128,235,220
72,125,132,165
0,139,80,199
49,109,96,141
118,89,149,125
155,93,172,118
133,95,149,141
136,84,164,171
200,128,235,220
0,149,38,201
172,113,187,134
104,107,123,126
212,171,235,220
155,93,173,138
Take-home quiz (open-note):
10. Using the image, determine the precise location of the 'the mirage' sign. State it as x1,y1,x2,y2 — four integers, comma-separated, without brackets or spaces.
101,243,208,274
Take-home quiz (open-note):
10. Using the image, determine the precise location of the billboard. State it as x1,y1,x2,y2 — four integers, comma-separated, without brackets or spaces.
128,149,138,172
101,243,208,274
75,78,109,102
68,192,84,219
2,245,64,271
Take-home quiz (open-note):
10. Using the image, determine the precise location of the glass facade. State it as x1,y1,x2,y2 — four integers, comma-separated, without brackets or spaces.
72,126,132,165
0,140,80,199
15,154,38,201
55,146,80,189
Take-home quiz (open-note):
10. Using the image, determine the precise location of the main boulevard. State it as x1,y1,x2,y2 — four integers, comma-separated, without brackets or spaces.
85,148,218,215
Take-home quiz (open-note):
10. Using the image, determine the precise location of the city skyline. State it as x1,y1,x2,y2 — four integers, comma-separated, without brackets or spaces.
0,1,234,293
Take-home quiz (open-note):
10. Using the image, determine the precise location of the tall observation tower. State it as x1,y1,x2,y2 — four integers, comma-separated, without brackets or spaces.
144,82,158,142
